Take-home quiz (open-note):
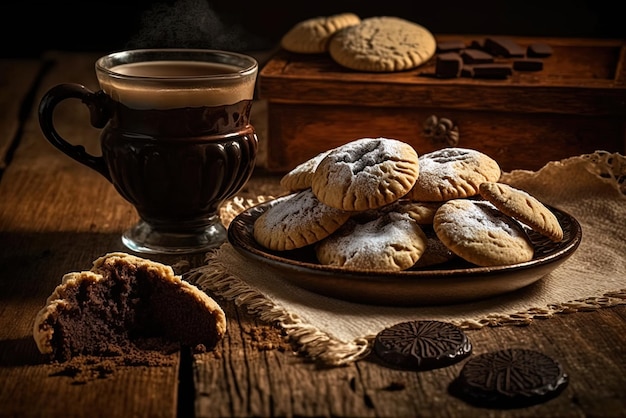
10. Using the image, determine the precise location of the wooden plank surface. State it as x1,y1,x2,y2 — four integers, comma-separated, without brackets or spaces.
0,51,625,418
0,52,180,418
0,59,41,172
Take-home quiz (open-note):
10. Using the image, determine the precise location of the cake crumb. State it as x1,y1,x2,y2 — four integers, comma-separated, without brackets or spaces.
242,324,292,352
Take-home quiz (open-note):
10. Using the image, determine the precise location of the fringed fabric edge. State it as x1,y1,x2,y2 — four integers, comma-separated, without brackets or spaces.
187,253,372,367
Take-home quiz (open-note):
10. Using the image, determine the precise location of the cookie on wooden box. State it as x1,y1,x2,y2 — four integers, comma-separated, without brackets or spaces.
328,16,436,72
281,13,361,54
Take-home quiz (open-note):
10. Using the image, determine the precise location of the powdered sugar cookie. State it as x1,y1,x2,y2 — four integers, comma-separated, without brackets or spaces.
315,211,428,271
281,13,361,54
253,189,351,251
407,148,501,202
280,150,332,192
328,16,436,72
479,182,564,242
434,199,534,266
311,137,420,211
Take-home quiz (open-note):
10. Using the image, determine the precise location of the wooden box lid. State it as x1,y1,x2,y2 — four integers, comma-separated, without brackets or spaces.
259,35,626,117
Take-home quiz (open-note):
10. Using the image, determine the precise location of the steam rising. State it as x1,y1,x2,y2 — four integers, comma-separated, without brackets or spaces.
126,0,270,51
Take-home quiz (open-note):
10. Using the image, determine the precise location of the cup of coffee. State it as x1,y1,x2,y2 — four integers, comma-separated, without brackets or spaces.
38,49,259,254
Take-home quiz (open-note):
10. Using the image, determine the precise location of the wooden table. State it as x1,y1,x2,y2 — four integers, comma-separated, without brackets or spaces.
1,50,625,418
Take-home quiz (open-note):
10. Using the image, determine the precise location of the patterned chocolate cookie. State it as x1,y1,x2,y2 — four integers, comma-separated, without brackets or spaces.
374,320,472,370
33,253,227,362
253,189,351,251
315,211,427,272
279,150,332,192
329,16,437,72
407,148,501,202
311,137,420,211
450,348,569,408
433,199,534,266
479,181,564,242
281,13,361,54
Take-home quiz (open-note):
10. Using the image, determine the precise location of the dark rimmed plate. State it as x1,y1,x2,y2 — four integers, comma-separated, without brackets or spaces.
227,199,582,306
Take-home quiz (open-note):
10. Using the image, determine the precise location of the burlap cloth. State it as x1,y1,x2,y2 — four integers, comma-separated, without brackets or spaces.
188,151,626,366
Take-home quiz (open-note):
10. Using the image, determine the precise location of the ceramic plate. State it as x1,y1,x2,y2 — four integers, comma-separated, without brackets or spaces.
227,199,582,306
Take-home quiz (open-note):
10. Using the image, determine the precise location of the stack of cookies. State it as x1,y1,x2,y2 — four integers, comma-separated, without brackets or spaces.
253,138,564,272
280,14,437,72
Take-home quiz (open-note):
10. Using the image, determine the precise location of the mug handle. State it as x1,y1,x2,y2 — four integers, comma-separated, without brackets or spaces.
38,83,112,181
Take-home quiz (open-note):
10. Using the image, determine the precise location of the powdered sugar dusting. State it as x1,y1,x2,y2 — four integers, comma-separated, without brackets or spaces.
317,212,426,270
314,137,419,209
261,190,344,226
451,200,524,238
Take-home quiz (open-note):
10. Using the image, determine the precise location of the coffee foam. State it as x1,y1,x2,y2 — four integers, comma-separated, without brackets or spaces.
98,61,256,109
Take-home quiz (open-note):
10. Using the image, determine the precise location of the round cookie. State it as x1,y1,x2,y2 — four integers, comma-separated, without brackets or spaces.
253,189,351,251
281,13,361,54
328,16,436,72
479,181,564,242
315,211,427,272
450,348,569,409
374,320,472,370
311,137,420,211
33,252,227,362
280,150,332,192
407,148,501,202
433,199,534,266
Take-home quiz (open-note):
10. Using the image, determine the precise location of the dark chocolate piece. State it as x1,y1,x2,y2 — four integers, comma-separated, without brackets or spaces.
374,320,472,370
435,52,463,78
527,43,553,58
464,63,513,79
469,40,484,50
437,40,466,52
450,348,569,409
513,59,544,71
460,66,473,78
461,48,494,64
484,37,525,57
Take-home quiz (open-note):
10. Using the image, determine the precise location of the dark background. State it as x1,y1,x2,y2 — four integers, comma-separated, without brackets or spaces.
2,0,623,58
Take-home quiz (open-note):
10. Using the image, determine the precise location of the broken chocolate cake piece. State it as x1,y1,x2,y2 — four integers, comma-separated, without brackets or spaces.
33,252,227,362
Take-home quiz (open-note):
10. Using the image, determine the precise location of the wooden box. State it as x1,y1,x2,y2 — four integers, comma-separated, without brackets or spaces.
258,35,626,173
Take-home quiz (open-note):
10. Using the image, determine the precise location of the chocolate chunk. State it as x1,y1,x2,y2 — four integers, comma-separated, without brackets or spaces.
469,40,484,50
461,48,494,64
484,37,525,57
450,348,569,409
435,52,463,78
374,320,472,370
527,43,553,58
463,63,513,79
437,40,466,52
513,59,544,71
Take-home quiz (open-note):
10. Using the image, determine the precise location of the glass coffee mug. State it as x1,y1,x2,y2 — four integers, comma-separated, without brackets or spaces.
39,49,259,254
